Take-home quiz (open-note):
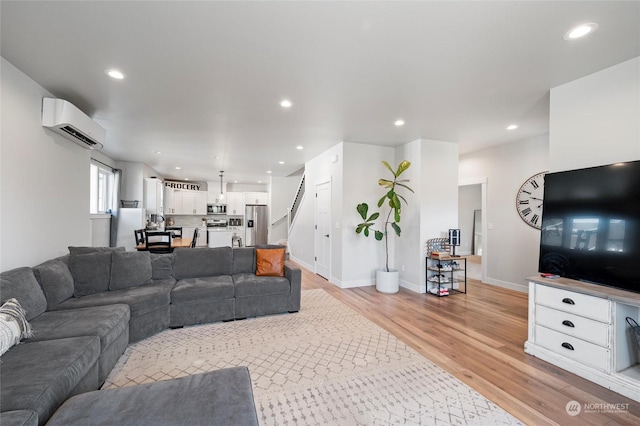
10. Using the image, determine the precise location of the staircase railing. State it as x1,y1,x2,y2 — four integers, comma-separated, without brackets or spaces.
289,174,305,229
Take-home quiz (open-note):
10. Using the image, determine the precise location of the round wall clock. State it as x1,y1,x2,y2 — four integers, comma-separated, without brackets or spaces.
516,171,547,230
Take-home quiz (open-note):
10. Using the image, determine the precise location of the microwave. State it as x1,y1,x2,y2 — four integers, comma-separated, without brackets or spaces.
207,204,227,214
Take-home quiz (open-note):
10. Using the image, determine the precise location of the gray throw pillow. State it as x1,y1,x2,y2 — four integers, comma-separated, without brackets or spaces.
33,260,75,310
110,251,152,290
69,251,113,297
0,267,47,320
150,253,174,280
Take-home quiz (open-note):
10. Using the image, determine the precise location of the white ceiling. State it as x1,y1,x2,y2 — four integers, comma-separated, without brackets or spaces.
1,1,638,184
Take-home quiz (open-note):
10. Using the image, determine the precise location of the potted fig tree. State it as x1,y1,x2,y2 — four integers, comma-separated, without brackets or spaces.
355,160,413,293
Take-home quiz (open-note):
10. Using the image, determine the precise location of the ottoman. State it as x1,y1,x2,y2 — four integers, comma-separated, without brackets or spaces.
46,367,259,426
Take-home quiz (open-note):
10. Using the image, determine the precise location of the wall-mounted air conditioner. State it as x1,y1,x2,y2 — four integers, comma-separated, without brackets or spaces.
41,98,105,150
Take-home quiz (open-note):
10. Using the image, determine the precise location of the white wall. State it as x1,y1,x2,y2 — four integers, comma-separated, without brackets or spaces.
459,134,549,291
268,175,303,244
550,56,640,171
1,58,91,271
341,142,395,287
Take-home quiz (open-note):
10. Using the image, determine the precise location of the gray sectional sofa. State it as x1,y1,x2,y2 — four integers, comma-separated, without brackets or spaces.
0,246,300,426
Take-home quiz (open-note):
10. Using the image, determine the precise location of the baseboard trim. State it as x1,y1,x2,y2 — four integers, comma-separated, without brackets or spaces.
484,277,527,293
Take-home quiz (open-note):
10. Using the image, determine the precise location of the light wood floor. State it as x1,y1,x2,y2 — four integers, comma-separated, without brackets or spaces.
297,264,640,426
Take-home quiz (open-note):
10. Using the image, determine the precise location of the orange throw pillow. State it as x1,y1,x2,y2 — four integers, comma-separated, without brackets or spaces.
255,248,285,277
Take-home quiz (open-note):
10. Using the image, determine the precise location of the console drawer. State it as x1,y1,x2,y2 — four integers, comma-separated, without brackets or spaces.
534,325,610,372
535,305,610,347
535,284,610,323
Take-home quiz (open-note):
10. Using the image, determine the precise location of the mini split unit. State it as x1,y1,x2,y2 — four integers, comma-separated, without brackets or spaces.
41,98,106,150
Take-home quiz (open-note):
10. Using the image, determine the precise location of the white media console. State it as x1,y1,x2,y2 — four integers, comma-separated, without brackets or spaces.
525,276,640,403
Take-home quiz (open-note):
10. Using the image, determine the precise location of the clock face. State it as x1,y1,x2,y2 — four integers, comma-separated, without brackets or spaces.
516,172,546,230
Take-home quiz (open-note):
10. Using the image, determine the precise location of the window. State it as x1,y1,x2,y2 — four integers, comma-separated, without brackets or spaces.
90,162,115,214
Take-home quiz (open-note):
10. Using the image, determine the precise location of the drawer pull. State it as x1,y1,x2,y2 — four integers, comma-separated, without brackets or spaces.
561,342,575,351
562,298,575,305
562,320,575,328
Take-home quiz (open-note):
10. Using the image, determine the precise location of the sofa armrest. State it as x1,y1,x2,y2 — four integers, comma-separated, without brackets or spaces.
284,261,301,312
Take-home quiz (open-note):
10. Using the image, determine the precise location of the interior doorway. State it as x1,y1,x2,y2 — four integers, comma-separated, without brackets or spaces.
459,178,487,283
315,180,331,280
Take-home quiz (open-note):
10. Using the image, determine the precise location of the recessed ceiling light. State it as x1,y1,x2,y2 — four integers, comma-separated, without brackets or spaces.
258,180,263,184
184,178,189,181
234,180,238,183
106,69,125,80
278,161,285,165
506,124,519,130
175,166,182,170
267,171,272,174
296,146,303,150
564,23,598,41
394,119,405,127
280,99,292,108
153,151,161,155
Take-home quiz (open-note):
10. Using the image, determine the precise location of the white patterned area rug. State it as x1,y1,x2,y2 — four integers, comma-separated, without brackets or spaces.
104,289,522,425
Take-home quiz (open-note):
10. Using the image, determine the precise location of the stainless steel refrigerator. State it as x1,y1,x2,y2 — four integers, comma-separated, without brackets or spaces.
245,205,268,246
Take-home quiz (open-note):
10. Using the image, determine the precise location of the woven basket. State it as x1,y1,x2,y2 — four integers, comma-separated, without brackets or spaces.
426,238,451,257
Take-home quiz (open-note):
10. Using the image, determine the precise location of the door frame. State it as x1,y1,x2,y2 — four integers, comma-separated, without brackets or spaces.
314,177,332,280
459,177,488,283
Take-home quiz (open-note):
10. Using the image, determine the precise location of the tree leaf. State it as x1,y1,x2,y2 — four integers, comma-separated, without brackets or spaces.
377,194,386,208
392,193,400,210
378,179,393,188
397,194,408,205
364,227,370,237
391,222,401,236
367,212,380,222
356,203,368,220
382,161,396,177
355,223,365,234
396,182,414,193
374,230,384,241
394,208,400,223
396,160,411,176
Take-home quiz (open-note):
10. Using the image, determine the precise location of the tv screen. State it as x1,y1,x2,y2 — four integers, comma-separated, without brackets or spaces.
538,160,640,293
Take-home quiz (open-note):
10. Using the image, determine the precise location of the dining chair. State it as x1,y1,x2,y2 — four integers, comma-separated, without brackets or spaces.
190,228,199,248
134,229,146,246
146,231,172,253
165,226,183,239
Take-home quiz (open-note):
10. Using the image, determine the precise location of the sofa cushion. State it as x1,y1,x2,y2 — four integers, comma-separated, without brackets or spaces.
32,260,74,310
68,246,125,256
0,337,100,423
69,252,115,297
46,367,259,426
150,253,174,280
0,267,47,321
109,251,152,291
233,273,290,297
171,276,234,304
56,279,175,318
232,247,255,274
27,304,130,353
0,410,38,426
255,248,285,277
172,247,232,280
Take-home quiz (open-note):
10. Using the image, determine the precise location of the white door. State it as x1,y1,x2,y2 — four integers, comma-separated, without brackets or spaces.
315,181,331,279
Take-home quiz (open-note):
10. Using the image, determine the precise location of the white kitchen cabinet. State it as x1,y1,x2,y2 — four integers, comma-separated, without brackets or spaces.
244,191,268,205
164,189,207,215
207,181,226,204
226,192,245,215
144,178,164,214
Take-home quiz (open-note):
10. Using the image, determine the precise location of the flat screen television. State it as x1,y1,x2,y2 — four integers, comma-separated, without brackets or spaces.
538,160,640,293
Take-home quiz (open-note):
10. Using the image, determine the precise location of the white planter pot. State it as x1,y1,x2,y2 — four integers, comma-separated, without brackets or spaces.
376,269,399,294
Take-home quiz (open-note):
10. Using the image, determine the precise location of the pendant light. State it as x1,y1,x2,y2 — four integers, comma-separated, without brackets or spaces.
219,171,224,201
